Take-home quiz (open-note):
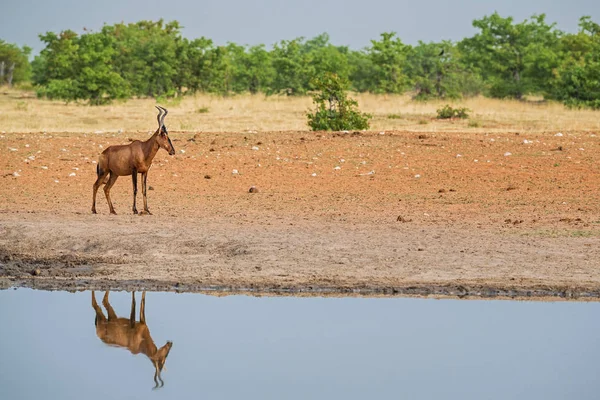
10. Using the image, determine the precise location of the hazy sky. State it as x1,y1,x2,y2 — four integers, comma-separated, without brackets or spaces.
1,0,599,54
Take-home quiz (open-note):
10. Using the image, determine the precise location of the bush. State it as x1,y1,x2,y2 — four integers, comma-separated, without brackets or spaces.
436,104,470,119
307,72,371,131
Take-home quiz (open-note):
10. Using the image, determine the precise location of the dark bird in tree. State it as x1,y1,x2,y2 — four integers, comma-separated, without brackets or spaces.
438,49,445,56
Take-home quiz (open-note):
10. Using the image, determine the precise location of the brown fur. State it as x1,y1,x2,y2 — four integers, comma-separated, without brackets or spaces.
91,106,175,215
92,291,173,389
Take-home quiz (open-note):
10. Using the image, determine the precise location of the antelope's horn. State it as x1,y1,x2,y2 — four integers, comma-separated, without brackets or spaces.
158,106,168,126
155,106,164,129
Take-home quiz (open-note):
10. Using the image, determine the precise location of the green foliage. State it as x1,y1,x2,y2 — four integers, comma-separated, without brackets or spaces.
459,13,562,99
368,32,410,93
436,105,470,119
270,38,312,95
307,73,371,131
405,41,483,100
548,16,600,109
33,30,129,104
18,14,600,107
0,40,31,85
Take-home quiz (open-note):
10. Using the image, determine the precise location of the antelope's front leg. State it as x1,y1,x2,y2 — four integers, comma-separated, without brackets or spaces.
142,172,152,215
132,169,138,214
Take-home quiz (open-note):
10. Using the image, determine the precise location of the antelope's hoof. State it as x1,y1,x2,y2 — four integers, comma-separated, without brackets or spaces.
144,210,153,215
91,209,97,214
110,211,117,215
133,209,138,215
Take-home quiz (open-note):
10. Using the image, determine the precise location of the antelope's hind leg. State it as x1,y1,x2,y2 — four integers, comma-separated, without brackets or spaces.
102,291,118,321
92,170,109,214
103,172,119,215
92,291,107,324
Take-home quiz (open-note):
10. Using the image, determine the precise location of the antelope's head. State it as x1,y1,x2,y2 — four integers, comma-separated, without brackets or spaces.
152,340,173,389
155,106,175,156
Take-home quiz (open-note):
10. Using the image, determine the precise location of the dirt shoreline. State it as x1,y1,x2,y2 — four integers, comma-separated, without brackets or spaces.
1,129,599,300
1,214,599,300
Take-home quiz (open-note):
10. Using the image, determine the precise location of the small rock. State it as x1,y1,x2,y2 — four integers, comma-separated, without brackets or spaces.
555,132,563,137
31,268,41,276
28,155,35,161
438,189,446,193
334,166,341,170
249,186,258,193
13,171,20,177
41,166,48,170
251,146,259,151
397,216,413,222
414,174,421,179
8,147,17,152
311,173,317,177
69,172,76,177
523,139,533,144
232,169,239,175
456,154,462,158
148,186,154,190
204,175,211,179
179,149,186,154
504,152,512,157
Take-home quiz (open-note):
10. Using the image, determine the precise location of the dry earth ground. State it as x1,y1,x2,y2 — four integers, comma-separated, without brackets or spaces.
1,89,599,298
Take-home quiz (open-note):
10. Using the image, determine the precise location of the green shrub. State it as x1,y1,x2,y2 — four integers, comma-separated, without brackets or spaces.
307,72,371,131
436,104,470,119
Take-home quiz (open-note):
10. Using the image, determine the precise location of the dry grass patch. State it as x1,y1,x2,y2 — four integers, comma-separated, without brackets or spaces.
1,86,599,134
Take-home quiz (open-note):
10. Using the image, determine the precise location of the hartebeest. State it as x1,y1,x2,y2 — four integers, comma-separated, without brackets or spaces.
92,291,173,389
91,106,175,215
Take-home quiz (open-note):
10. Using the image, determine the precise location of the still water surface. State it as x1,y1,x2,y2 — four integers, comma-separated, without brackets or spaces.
0,288,598,399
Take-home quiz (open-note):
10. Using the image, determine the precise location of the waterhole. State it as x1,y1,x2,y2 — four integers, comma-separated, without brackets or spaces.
0,288,598,399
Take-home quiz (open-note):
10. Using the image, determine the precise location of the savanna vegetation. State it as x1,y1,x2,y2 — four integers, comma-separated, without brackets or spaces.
1,12,599,111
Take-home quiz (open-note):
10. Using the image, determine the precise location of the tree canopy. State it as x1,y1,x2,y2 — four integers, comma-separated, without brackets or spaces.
0,12,594,109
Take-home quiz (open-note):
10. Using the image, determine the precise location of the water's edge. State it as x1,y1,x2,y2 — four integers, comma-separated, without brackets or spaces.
1,277,598,300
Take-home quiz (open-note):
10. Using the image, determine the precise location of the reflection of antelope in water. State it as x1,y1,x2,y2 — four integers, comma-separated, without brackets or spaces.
92,291,173,389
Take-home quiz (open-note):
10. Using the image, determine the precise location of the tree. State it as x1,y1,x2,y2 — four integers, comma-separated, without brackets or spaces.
33,29,129,104
0,40,31,86
307,72,371,131
108,20,181,98
348,50,376,92
270,38,312,95
405,41,483,100
367,32,411,93
548,16,600,109
459,13,562,99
